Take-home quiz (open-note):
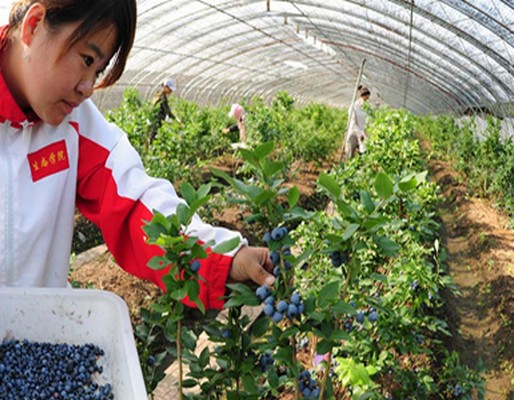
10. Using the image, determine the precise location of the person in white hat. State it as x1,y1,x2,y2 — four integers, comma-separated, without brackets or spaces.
148,77,178,145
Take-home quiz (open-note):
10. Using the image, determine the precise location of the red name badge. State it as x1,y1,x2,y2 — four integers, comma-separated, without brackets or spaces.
28,140,70,182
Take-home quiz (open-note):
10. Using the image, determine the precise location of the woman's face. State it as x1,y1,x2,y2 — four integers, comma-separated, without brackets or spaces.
20,6,117,125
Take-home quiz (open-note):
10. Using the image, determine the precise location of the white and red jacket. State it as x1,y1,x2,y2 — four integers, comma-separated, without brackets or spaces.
0,27,245,309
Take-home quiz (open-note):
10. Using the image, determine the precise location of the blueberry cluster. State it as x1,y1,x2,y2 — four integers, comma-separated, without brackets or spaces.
270,246,292,276
0,339,113,399
257,352,275,372
257,287,305,324
298,370,320,398
355,307,379,324
329,250,349,268
264,226,288,243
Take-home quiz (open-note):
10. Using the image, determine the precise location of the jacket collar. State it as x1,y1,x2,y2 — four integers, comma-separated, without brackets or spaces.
0,25,40,127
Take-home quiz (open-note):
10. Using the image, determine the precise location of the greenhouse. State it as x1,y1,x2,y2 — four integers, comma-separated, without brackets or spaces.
0,1,513,399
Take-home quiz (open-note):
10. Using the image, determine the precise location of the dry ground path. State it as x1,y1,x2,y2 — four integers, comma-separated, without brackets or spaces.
428,154,514,400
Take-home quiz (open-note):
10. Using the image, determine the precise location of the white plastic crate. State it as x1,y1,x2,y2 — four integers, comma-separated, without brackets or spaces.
0,287,147,399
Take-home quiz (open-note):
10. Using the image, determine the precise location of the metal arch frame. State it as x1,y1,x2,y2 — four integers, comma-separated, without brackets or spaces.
298,19,486,106
279,1,514,104
131,11,476,111
298,18,510,110
131,6,351,98
123,0,514,115
387,0,514,75
438,0,514,47
328,43,462,114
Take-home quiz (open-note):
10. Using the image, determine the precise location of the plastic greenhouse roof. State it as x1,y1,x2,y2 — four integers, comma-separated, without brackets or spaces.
1,1,513,116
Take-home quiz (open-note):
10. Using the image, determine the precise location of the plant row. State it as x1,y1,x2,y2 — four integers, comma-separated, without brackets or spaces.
134,105,485,399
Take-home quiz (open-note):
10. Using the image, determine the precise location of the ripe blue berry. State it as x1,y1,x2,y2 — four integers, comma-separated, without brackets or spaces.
276,300,288,313
263,232,271,243
191,260,201,272
270,251,281,265
256,285,271,302
271,311,284,323
290,292,301,305
356,311,365,324
271,226,287,241
368,310,379,322
286,304,298,319
263,304,274,316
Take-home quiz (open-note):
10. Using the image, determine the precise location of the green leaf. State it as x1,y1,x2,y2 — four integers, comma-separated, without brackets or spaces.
181,181,196,205
185,279,200,300
197,183,212,199
360,190,375,213
263,159,285,179
224,294,260,308
288,186,300,208
330,300,356,315
182,379,197,388
283,206,313,221
254,141,275,159
242,373,259,392
238,148,261,169
191,246,209,261
398,174,418,192
212,236,240,254
375,236,400,257
375,172,394,199
193,297,205,314
177,203,191,226
188,195,211,215
342,223,360,240
147,256,170,270
318,281,340,308
336,200,357,218
318,173,341,199
198,347,210,368
254,190,276,207
210,167,232,183
251,316,270,337
169,286,188,300
316,340,333,354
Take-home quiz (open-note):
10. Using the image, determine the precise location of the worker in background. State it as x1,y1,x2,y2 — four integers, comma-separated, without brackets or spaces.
223,103,247,145
345,85,371,160
148,77,179,145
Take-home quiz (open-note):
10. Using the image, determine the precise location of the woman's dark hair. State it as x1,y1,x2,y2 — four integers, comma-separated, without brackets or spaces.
358,85,371,97
7,0,137,88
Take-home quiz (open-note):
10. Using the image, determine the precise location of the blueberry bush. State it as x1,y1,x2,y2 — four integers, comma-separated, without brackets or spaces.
102,91,487,399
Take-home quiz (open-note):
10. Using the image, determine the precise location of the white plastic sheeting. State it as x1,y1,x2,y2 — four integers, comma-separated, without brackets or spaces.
1,1,513,116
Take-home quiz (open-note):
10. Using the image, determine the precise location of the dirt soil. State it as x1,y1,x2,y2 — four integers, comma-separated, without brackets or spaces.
427,155,514,399
69,154,514,399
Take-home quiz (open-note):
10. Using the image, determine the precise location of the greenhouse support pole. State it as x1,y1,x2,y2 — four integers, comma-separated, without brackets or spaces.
339,59,366,163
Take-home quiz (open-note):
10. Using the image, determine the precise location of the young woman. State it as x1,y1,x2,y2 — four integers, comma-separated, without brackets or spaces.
0,0,274,309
